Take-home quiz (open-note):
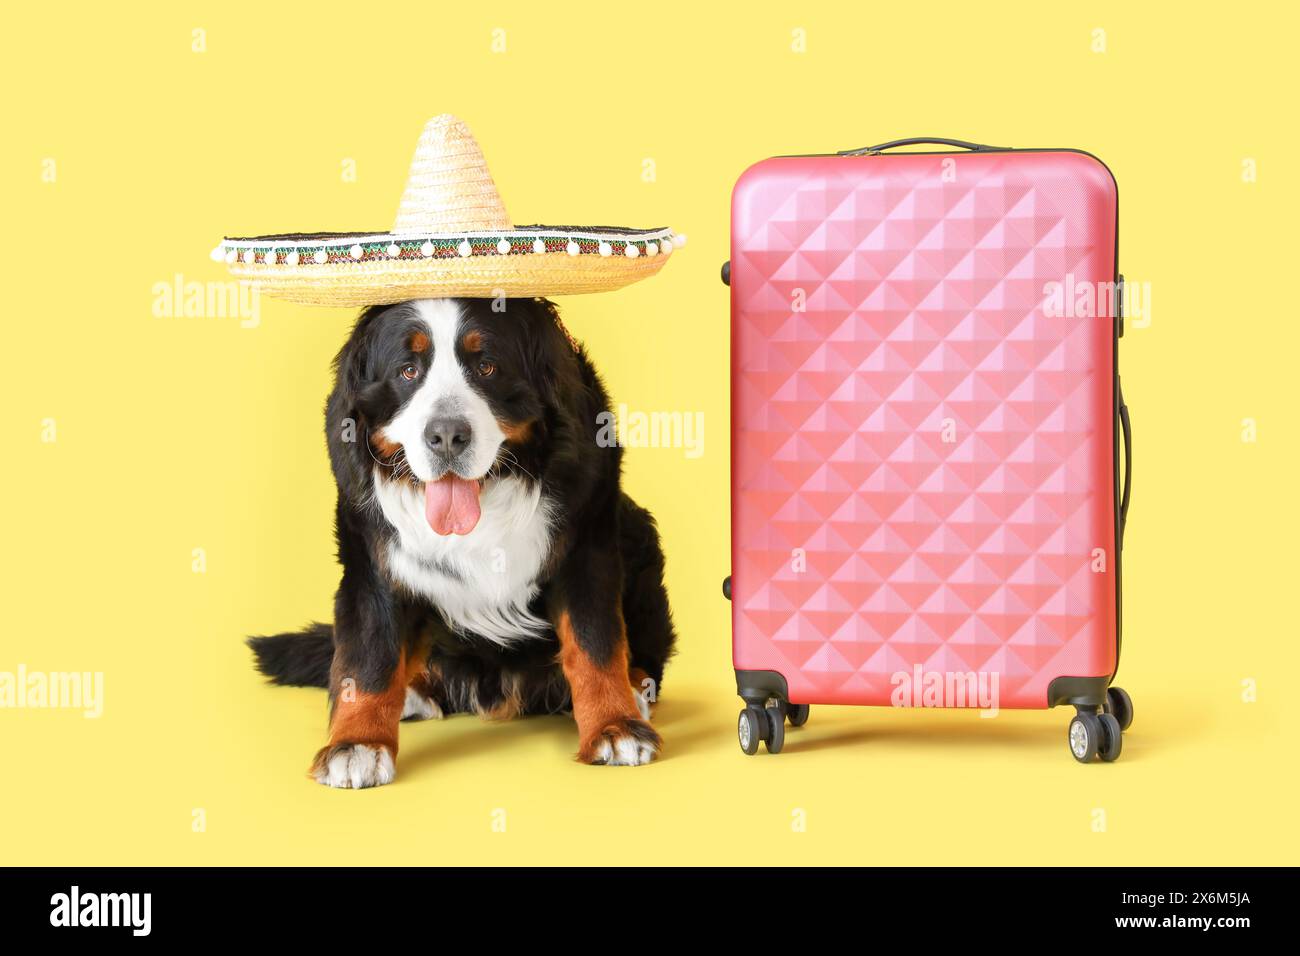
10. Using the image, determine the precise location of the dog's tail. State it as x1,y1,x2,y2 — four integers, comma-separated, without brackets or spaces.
247,623,333,688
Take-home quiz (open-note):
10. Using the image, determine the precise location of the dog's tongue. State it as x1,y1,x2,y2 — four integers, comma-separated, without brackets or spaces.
424,476,482,535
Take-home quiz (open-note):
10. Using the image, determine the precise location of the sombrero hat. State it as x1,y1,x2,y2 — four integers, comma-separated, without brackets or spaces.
211,114,684,306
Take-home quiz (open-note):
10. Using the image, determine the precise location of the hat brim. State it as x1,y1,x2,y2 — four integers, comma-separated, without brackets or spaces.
214,225,680,306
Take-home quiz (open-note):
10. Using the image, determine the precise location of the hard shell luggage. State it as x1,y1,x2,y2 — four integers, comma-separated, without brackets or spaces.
725,137,1133,761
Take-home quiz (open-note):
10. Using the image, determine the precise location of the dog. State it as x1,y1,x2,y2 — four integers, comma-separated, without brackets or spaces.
248,296,676,788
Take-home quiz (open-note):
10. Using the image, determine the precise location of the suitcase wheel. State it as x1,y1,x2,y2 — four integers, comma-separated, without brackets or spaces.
1068,713,1102,763
786,703,810,727
1103,686,1134,731
1068,702,1128,764
737,704,787,755
764,705,785,754
1097,713,1123,762
737,707,763,755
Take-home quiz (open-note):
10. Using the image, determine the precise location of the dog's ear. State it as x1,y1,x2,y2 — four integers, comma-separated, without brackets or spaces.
523,297,582,410
333,305,388,395
331,303,405,429
326,304,392,496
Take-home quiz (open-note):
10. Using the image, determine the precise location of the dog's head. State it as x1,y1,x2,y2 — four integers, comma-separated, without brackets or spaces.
331,297,561,536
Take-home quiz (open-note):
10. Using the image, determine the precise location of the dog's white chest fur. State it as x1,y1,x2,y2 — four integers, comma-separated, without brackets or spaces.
373,473,554,644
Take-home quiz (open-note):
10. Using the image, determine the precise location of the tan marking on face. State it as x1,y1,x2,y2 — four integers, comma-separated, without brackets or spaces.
409,331,431,353
461,329,483,352
370,432,402,458
498,417,535,444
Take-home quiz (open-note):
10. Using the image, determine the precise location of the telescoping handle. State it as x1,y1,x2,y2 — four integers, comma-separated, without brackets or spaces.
839,137,1012,157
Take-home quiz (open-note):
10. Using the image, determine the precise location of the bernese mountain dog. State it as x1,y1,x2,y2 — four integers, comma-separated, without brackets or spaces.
249,297,676,788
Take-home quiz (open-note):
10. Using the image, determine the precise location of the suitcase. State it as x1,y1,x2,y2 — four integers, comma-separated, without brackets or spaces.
725,137,1133,761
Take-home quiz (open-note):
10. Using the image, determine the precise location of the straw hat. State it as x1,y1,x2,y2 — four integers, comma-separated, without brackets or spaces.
211,115,684,306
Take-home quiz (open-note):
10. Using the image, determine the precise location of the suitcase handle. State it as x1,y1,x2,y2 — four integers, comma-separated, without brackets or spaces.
839,137,1011,157
1119,381,1132,545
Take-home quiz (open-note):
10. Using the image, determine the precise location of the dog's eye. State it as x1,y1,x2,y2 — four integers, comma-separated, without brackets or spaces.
400,364,419,381
476,360,496,378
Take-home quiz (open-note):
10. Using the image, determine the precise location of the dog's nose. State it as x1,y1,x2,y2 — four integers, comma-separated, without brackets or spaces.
425,416,472,456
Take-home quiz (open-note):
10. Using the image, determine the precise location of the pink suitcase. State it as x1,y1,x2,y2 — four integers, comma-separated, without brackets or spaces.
726,137,1133,761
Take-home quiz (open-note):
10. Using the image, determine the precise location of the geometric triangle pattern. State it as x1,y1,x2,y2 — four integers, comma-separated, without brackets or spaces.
731,151,1118,708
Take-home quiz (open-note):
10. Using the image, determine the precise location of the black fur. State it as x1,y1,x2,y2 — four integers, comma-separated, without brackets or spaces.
248,297,676,725
247,623,333,687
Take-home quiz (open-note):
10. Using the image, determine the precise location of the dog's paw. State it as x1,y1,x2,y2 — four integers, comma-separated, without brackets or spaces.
401,686,443,722
580,716,660,767
311,743,396,789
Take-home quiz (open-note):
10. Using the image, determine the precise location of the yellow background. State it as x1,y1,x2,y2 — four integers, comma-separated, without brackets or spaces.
2,1,1296,865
